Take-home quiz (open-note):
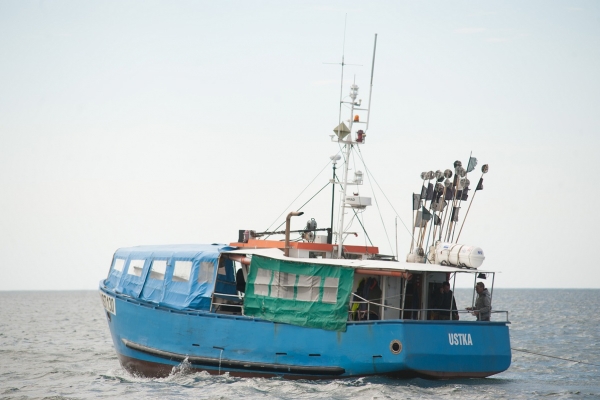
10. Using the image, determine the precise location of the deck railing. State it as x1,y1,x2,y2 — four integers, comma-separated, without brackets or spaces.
349,294,509,322
210,292,244,314
209,291,509,322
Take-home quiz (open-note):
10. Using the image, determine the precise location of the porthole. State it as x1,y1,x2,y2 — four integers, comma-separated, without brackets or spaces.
390,339,402,355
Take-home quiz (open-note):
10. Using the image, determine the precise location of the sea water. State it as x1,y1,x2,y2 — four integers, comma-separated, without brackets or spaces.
1,289,599,399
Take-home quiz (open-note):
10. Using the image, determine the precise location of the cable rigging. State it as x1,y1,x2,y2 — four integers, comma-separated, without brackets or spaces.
263,158,333,234
512,347,600,367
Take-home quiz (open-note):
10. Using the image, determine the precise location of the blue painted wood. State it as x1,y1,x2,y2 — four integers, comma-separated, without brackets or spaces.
100,287,511,379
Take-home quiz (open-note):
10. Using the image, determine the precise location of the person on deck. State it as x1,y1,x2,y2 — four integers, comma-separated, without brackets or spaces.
439,281,459,320
352,277,382,320
467,282,491,321
236,268,246,294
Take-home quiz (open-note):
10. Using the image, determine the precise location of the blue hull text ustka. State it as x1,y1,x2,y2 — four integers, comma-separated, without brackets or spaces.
99,244,511,379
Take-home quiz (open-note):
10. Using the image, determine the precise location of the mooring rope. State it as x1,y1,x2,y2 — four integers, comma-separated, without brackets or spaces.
512,347,600,367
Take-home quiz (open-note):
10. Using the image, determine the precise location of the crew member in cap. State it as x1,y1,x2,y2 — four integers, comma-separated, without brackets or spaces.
466,282,491,321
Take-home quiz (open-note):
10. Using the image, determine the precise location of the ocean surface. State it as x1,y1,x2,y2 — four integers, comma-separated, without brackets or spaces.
1,289,599,399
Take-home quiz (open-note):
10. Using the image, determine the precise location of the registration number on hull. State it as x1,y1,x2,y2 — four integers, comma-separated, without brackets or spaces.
100,292,116,315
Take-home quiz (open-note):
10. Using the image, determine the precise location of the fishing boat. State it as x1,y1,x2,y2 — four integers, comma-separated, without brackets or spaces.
99,36,511,379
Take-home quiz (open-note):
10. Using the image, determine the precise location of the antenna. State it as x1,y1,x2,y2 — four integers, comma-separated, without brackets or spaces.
323,15,362,139
365,34,378,132
338,15,347,129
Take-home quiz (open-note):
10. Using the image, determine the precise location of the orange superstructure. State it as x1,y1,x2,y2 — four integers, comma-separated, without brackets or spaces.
230,239,379,256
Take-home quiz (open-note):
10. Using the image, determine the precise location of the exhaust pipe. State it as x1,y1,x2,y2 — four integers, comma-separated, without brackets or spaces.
284,211,304,257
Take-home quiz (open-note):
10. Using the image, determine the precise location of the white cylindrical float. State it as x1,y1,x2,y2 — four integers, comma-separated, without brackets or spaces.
435,242,485,268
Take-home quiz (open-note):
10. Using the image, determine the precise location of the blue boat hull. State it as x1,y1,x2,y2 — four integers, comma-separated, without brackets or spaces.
100,288,511,379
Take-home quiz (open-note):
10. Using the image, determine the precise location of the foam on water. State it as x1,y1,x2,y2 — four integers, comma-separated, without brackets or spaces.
1,290,599,399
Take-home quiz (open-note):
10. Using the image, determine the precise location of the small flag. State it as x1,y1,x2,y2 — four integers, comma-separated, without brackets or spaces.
421,207,432,221
420,183,434,201
433,214,442,226
467,157,478,173
445,187,454,201
451,206,460,222
426,183,434,201
413,193,421,211
415,208,433,228
476,178,484,191
456,188,469,201
415,211,426,228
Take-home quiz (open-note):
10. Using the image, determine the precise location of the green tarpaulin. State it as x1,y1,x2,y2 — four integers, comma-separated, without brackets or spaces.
243,255,354,332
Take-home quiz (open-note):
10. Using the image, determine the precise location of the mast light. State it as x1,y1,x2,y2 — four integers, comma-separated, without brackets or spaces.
354,171,363,185
350,84,359,101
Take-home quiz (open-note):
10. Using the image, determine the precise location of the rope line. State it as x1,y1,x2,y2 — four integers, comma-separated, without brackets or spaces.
263,158,333,233
512,347,600,367
264,181,331,239
350,208,374,247
354,148,414,241
356,146,394,255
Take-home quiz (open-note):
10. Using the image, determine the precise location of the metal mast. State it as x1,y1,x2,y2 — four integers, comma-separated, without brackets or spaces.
336,84,358,258
334,34,378,259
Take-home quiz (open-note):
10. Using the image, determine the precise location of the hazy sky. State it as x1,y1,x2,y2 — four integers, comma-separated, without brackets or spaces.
1,1,599,290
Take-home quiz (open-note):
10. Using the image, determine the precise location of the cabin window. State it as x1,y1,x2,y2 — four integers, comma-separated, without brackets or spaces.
198,261,215,284
113,258,125,273
127,259,145,277
252,269,336,304
322,277,339,304
253,268,272,296
149,260,167,281
344,253,364,260
296,275,321,302
309,251,326,259
272,272,296,299
173,261,192,282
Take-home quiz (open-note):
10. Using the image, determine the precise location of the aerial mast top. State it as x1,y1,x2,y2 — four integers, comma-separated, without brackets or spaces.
331,33,378,258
